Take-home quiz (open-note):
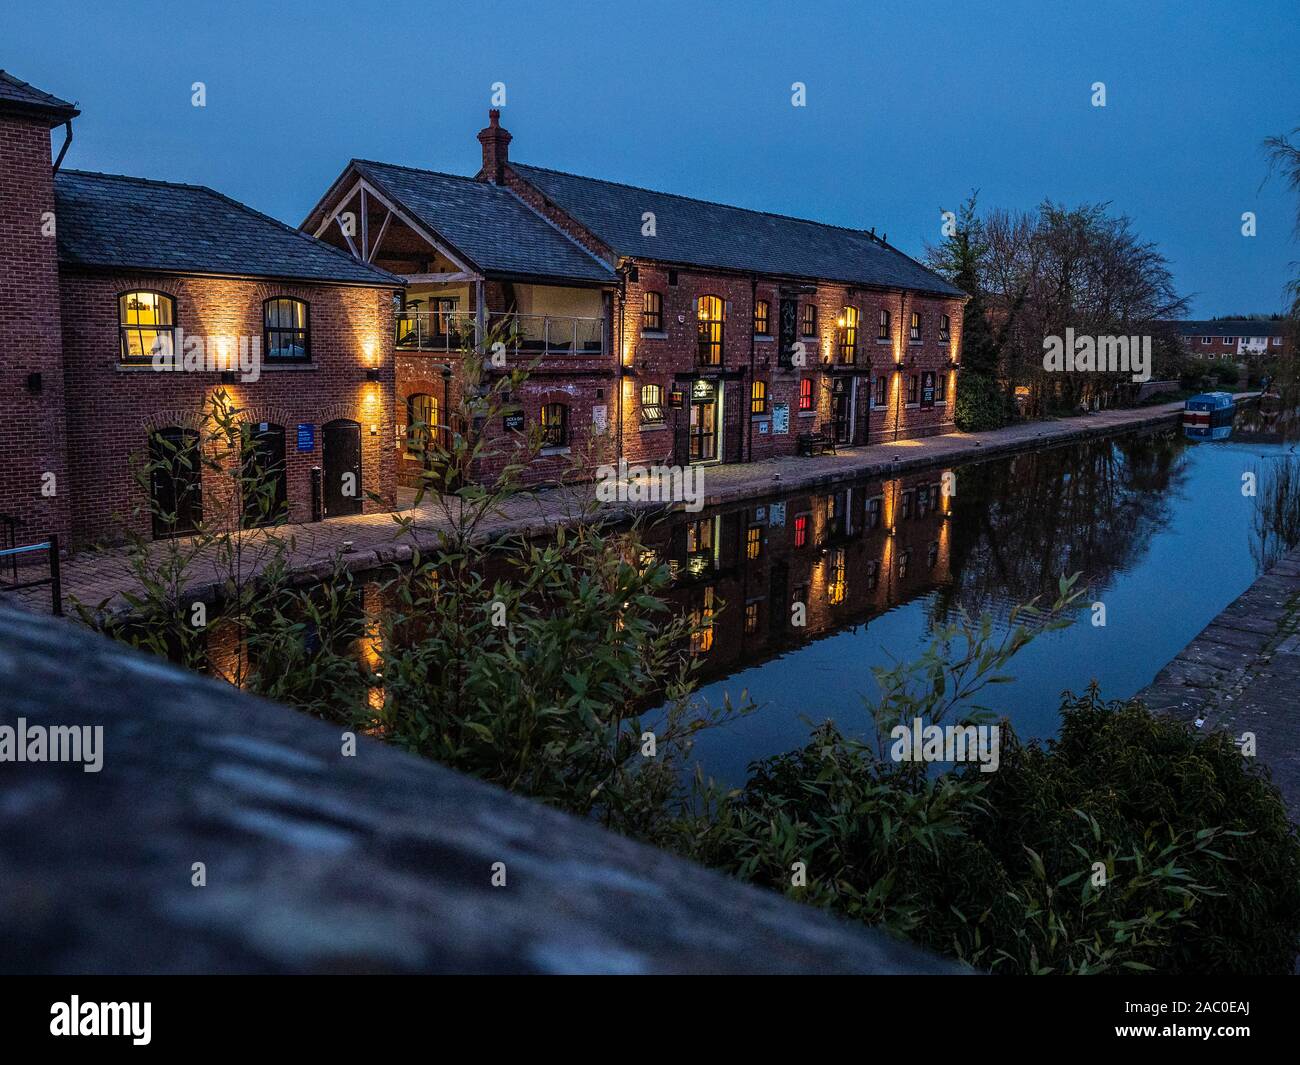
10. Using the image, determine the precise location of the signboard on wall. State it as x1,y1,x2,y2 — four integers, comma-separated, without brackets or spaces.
296,424,316,452
772,403,790,434
592,404,608,432
503,412,525,432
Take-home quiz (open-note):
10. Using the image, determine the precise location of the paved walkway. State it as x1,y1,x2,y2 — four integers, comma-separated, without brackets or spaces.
7,395,1251,616
1139,547,1300,821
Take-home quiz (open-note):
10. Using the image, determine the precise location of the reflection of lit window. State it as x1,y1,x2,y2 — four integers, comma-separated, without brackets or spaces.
827,548,847,605
744,601,760,633
897,549,910,579
867,497,882,530
793,514,809,548
866,559,879,590
901,490,913,520
691,586,715,653
746,523,762,560
928,540,939,568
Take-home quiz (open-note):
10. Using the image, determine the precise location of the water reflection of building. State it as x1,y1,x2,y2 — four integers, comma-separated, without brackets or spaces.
644,470,953,676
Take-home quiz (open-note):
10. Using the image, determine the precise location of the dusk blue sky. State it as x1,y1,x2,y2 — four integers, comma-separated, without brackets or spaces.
4,0,1298,317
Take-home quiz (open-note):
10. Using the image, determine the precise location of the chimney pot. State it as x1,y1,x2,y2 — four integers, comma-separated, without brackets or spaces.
478,110,512,184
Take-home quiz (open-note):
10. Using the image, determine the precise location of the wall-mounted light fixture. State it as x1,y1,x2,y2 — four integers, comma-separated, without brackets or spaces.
365,368,381,381
220,370,237,384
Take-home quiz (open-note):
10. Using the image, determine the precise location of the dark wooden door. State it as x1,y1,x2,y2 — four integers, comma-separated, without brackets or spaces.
323,419,363,518
241,423,287,528
149,427,202,539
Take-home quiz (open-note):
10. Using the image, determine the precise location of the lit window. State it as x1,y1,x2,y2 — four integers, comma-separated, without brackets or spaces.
540,403,568,448
697,295,725,365
910,311,921,341
406,392,438,454
264,297,310,360
799,377,814,411
744,601,760,634
801,303,817,337
687,517,713,554
865,559,879,591
827,547,846,605
867,496,882,529
751,379,768,415
793,513,809,548
754,299,770,335
939,313,951,340
640,384,665,424
119,291,176,361
643,291,663,331
878,308,891,341
838,306,859,363
746,524,762,560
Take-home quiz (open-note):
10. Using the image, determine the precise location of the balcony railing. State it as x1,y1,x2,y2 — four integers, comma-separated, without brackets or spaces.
396,310,606,355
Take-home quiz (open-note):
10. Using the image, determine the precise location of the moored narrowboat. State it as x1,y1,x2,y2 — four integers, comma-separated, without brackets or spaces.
1183,391,1235,440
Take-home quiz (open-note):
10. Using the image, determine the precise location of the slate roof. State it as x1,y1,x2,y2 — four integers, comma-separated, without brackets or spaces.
55,170,400,286
511,163,964,299
350,160,617,285
0,69,79,123
1170,319,1290,337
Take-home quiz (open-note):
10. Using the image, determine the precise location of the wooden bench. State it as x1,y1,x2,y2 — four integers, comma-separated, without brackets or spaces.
797,431,836,457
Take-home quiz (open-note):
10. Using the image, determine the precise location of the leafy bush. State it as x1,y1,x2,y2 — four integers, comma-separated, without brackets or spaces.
673,685,1300,974
953,372,1007,431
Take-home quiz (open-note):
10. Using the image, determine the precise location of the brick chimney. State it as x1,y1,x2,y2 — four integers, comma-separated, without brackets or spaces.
477,109,512,184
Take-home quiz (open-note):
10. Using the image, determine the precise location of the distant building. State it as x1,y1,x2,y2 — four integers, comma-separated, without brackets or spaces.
1167,319,1293,362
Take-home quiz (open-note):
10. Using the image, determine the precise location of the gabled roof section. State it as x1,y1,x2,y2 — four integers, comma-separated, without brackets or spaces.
0,69,79,125
54,170,400,286
348,160,618,285
1169,319,1290,338
511,163,964,299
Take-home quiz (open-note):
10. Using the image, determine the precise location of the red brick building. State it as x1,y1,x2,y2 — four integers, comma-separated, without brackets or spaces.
1169,319,1294,364
303,112,965,488
0,71,400,552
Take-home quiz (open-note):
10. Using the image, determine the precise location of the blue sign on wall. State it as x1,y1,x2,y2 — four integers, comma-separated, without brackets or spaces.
296,423,316,452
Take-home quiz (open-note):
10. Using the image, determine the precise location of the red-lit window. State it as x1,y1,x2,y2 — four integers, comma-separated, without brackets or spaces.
798,377,813,411
793,513,809,548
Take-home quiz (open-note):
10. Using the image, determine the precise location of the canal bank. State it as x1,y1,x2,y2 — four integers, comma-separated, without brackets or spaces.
1138,545,1300,822
7,393,1257,615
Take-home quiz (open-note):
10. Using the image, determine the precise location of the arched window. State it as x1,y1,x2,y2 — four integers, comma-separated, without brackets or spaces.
697,295,725,366
799,376,814,411
640,384,665,425
838,306,859,363
939,313,951,340
642,291,664,332
264,297,310,361
878,308,891,341
120,291,176,362
753,299,770,336
909,311,921,341
540,402,568,448
750,379,768,415
406,392,438,454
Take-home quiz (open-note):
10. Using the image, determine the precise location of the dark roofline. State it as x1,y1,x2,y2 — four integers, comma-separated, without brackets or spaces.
59,168,402,288
510,162,965,299
0,69,80,125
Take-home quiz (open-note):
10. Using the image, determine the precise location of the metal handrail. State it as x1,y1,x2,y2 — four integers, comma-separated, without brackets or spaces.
0,530,62,615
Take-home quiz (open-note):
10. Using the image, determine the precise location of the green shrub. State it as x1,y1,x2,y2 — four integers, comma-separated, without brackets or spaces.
674,685,1300,974
953,372,1007,431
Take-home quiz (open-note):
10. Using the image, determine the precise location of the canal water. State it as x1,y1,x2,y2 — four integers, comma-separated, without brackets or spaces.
650,401,1300,786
